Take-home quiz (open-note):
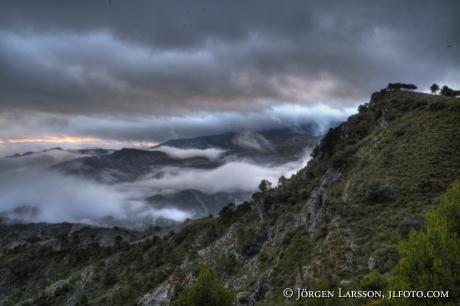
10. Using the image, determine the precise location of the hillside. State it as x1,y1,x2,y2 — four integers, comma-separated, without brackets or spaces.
0,91,459,305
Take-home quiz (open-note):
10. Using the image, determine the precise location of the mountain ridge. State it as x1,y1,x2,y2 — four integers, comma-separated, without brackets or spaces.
152,124,320,151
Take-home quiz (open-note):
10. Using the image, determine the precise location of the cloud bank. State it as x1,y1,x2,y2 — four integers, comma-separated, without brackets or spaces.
115,149,312,197
0,154,193,227
0,146,311,227
0,170,192,226
151,146,225,161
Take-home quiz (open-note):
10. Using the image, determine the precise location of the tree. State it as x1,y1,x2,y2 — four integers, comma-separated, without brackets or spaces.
258,179,272,194
174,265,234,306
114,235,123,248
386,83,417,91
278,175,287,187
430,83,440,95
388,180,460,305
440,85,454,96
219,203,236,220
285,235,314,282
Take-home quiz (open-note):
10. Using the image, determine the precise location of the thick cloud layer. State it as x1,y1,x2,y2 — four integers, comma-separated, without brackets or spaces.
1,1,457,153
1,0,458,116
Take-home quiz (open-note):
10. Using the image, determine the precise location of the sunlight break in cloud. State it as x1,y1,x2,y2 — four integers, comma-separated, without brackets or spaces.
7,136,101,144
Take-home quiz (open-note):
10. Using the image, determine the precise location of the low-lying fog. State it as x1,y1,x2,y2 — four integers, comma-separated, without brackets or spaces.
0,146,311,228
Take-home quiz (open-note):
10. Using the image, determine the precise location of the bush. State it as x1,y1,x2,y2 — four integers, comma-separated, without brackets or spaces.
373,246,399,273
358,104,368,113
358,180,394,203
237,225,266,257
102,269,117,285
393,129,405,137
411,100,427,109
217,253,239,276
76,295,89,306
428,101,448,111
397,214,424,239
360,270,389,291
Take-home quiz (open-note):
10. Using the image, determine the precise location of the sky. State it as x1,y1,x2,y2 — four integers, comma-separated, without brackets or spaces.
1,0,459,157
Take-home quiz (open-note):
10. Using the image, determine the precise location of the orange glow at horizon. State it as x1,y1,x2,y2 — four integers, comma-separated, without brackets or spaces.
4,137,158,147
7,137,101,144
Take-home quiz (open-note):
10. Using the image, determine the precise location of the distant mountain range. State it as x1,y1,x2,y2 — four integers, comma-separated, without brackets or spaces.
49,125,322,184
5,147,114,159
3,125,324,224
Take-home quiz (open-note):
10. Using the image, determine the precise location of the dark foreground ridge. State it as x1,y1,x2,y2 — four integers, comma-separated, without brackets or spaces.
0,91,459,305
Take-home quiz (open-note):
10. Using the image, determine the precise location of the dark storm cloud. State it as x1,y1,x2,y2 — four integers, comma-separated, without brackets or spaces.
1,0,458,117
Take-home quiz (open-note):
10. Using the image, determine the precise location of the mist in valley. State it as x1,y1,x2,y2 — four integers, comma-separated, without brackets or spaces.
0,141,313,228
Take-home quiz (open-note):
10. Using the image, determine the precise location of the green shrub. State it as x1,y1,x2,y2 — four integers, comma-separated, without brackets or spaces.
428,101,448,111
411,100,427,109
360,270,389,291
358,180,395,203
102,269,117,285
373,246,398,273
397,214,424,239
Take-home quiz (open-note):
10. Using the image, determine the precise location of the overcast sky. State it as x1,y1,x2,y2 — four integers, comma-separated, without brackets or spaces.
1,0,459,156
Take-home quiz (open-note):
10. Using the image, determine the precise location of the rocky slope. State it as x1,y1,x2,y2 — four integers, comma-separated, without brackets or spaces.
1,91,459,305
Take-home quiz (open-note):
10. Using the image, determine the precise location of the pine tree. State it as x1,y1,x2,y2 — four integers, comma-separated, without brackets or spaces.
174,265,234,306
286,235,313,282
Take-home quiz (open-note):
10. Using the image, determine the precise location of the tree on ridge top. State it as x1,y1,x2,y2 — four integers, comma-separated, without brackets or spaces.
430,83,440,95
386,83,417,91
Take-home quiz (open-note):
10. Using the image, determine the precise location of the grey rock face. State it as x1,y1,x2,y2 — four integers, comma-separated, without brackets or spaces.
137,284,171,306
